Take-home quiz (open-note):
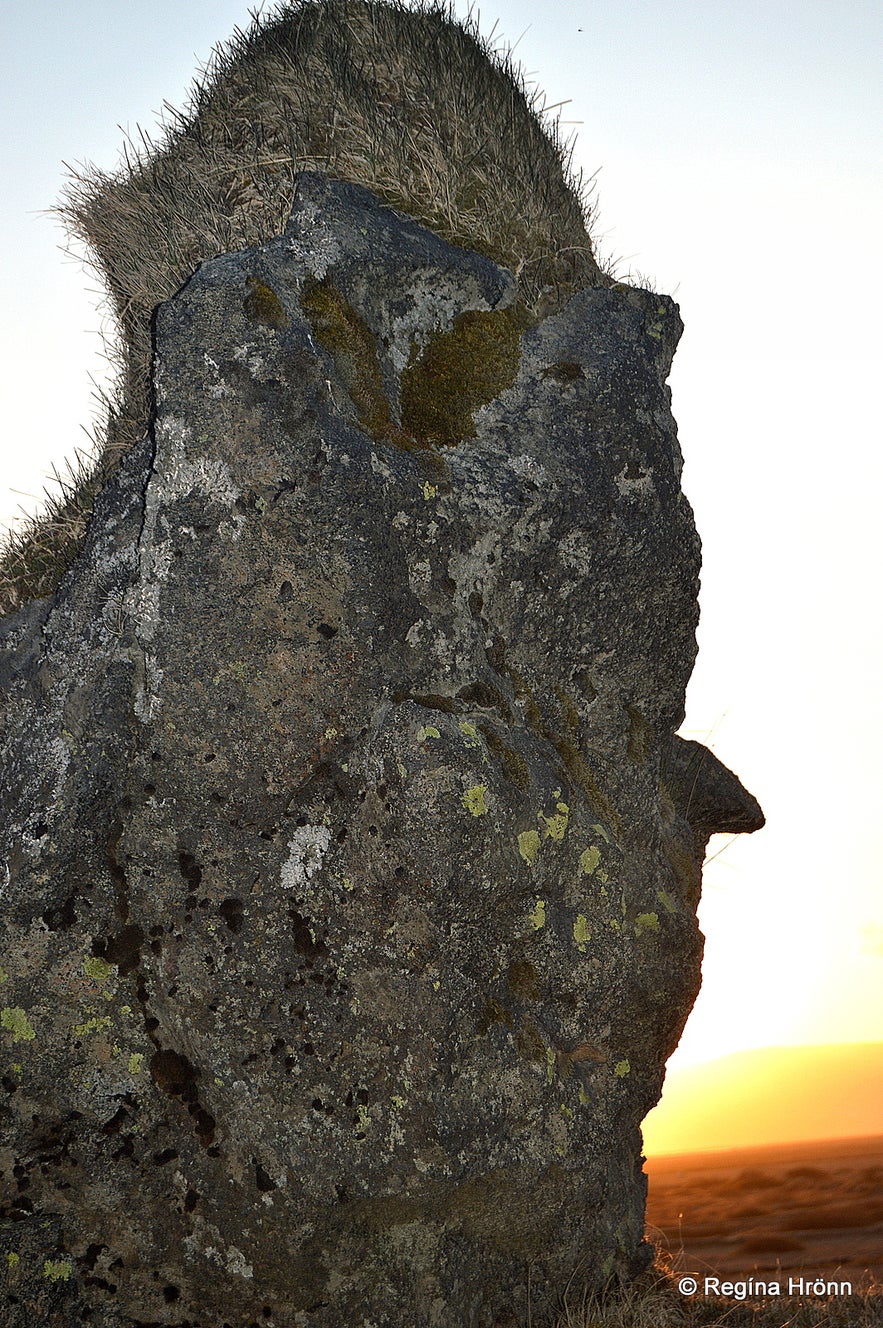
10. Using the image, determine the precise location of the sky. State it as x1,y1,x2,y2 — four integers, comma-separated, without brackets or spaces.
2,1,882,1100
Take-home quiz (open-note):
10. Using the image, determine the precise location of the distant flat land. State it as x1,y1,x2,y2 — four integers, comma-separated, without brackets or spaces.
645,1135,883,1290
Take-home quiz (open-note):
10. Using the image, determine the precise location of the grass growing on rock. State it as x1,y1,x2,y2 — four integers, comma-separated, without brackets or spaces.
551,1258,882,1328
1,0,606,616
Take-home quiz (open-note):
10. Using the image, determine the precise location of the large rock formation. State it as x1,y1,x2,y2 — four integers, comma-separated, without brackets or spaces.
0,175,763,1327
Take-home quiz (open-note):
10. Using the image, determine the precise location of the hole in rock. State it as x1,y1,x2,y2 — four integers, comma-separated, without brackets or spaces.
219,898,245,933
42,894,78,931
177,851,202,890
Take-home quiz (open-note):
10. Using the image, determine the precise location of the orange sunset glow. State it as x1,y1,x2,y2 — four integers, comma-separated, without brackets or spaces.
643,1042,883,1156
643,1044,883,1292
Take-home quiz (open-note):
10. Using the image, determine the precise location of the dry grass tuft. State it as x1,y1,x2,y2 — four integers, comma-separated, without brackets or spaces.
1,0,604,615
551,1255,883,1328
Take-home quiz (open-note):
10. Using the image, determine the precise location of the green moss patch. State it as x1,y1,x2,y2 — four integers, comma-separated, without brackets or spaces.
401,304,531,447
244,275,290,330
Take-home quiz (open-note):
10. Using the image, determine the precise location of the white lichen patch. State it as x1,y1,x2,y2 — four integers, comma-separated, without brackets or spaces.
231,343,274,380
184,1221,254,1280
556,529,593,575
134,412,244,653
613,465,655,500
203,351,232,399
407,560,432,591
285,198,342,279
282,825,332,890
386,276,476,375
133,651,165,722
154,416,236,503
507,453,548,485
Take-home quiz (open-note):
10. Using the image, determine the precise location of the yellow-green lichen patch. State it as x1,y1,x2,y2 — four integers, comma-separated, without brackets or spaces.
461,784,488,816
43,1259,73,1282
82,956,115,984
573,914,591,952
458,720,482,750
1,1007,35,1043
540,799,569,841
645,314,665,341
613,1059,630,1078
634,912,660,936
417,725,441,742
579,845,601,876
72,1014,112,1038
656,888,678,915
528,898,546,930
517,829,541,865
128,1053,145,1076
400,303,531,447
421,481,438,500
6,1251,19,1270
591,822,611,844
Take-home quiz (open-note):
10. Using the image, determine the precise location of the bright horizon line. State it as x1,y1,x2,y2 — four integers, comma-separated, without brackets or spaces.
647,1130,883,1163
670,1036,883,1069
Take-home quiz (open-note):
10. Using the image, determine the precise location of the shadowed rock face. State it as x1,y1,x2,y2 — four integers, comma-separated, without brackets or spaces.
0,176,763,1327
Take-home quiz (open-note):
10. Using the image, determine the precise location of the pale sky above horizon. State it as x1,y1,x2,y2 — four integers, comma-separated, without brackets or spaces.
2,1,882,1085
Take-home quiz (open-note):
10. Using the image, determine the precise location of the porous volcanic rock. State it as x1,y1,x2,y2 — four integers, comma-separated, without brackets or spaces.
0,175,763,1327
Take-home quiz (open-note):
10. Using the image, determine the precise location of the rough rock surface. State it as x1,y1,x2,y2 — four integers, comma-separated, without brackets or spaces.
0,175,763,1327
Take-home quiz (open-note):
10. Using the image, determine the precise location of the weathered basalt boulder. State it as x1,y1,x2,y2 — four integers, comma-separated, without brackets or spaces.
0,175,763,1327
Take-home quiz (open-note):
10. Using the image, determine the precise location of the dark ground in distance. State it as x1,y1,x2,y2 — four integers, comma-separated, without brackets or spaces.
645,1135,883,1291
